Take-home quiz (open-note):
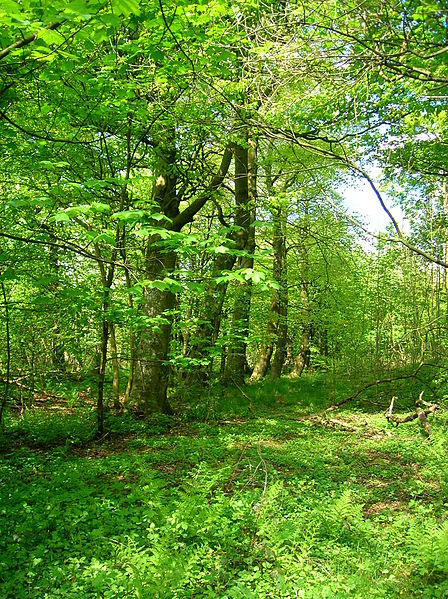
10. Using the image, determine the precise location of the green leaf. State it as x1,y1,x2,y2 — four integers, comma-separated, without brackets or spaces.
212,245,229,254
0,0,20,17
65,205,90,217
39,28,65,46
63,0,94,19
0,268,18,281
93,233,115,244
53,212,70,223
91,202,111,214
111,0,141,17
114,209,146,222
151,212,171,222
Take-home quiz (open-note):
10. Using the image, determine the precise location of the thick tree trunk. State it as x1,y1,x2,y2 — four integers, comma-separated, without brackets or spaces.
0,281,11,430
131,138,232,413
123,326,134,406
290,283,311,378
270,200,289,379
131,263,176,415
270,259,288,379
443,177,448,321
270,301,288,378
225,137,256,383
47,238,66,371
97,316,108,436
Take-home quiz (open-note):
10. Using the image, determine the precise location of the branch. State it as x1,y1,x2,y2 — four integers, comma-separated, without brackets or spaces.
0,21,62,61
385,392,437,437
172,145,232,231
261,125,448,269
326,362,426,411
158,0,195,79
0,110,96,145
0,230,126,268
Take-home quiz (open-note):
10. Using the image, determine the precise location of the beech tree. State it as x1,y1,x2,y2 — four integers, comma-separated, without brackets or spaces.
1,0,448,428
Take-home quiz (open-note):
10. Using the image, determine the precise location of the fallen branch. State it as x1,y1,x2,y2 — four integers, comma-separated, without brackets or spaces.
324,418,361,432
385,392,437,437
326,363,428,412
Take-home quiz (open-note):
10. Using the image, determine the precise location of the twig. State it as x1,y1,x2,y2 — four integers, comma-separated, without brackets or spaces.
256,440,268,499
233,381,256,418
326,363,426,411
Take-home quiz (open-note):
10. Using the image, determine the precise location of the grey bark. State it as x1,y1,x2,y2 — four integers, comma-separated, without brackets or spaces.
109,323,121,410
131,131,178,415
290,201,311,378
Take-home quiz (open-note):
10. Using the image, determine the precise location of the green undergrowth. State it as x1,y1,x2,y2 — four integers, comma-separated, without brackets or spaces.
1,374,447,598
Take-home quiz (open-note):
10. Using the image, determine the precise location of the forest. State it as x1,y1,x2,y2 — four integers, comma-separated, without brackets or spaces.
1,0,448,597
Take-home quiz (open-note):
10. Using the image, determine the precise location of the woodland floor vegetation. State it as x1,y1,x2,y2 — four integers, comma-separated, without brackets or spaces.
1,374,447,599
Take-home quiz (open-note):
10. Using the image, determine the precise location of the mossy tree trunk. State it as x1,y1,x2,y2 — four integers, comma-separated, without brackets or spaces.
131,131,178,416
131,137,233,414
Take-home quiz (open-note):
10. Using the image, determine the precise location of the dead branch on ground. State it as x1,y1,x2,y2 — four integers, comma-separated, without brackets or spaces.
385,392,437,437
326,363,431,412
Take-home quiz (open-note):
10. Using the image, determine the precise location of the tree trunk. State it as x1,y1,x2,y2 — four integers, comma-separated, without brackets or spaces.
131,137,232,413
290,284,311,377
124,326,135,406
185,249,237,385
443,176,448,322
290,201,311,378
225,137,256,383
270,240,288,378
97,315,108,436
0,281,11,430
131,131,178,415
251,203,287,381
131,254,176,415
109,323,121,410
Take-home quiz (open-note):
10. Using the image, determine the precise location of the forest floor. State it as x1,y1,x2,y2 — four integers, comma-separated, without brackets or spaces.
0,374,447,598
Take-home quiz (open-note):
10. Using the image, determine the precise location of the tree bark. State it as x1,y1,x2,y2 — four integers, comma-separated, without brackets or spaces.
131,137,233,414
251,202,288,381
131,264,176,415
131,130,178,415
290,201,311,378
109,323,121,410
224,137,256,383
185,250,237,385
270,208,288,379
0,280,11,430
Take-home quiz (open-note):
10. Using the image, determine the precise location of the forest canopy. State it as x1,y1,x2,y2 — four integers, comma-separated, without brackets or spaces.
2,0,447,425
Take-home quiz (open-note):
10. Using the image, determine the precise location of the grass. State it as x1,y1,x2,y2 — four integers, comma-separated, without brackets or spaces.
0,373,447,598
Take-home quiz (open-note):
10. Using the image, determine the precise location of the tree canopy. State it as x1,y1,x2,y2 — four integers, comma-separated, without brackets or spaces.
1,0,447,422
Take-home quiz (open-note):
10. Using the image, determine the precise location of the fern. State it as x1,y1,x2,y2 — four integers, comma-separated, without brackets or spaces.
408,518,448,574
328,489,364,528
